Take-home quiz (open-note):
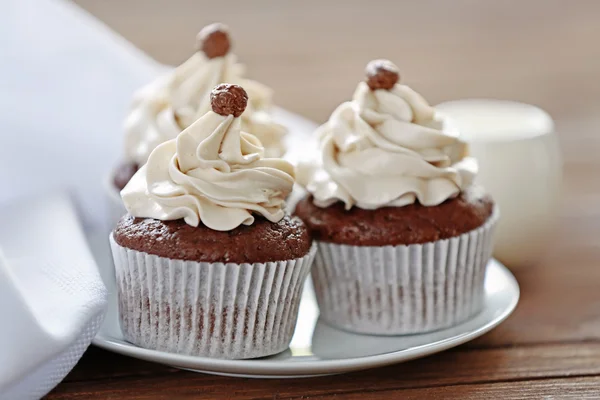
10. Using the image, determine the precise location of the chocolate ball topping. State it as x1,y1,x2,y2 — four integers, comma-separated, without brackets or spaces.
196,23,231,58
365,59,400,90
210,84,248,117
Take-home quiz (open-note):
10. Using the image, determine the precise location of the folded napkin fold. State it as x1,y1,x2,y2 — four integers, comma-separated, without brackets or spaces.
0,0,164,230
0,192,107,400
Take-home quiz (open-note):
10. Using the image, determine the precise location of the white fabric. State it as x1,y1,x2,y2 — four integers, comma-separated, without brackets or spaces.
0,192,107,399
0,0,151,397
0,0,165,230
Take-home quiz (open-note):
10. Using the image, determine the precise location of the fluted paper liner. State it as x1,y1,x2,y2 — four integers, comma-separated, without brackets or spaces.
110,235,316,359
312,208,499,335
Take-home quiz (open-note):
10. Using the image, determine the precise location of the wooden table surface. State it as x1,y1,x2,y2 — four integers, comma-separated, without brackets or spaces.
49,1,600,398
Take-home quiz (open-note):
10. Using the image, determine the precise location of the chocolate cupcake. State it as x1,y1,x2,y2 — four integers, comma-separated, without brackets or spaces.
295,60,498,335
106,23,288,227
110,84,315,359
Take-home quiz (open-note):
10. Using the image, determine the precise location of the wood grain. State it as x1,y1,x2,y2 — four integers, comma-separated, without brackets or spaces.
48,343,600,399
50,0,600,398
310,377,600,400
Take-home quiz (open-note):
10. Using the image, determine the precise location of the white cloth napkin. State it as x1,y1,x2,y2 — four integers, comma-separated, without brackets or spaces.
0,0,152,396
0,0,164,230
0,192,107,399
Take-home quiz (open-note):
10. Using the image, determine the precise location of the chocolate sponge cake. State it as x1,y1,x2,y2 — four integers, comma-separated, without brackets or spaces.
295,186,494,246
114,214,312,264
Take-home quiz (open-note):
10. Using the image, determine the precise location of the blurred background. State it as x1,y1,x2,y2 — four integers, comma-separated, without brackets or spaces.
72,0,600,229
74,0,600,123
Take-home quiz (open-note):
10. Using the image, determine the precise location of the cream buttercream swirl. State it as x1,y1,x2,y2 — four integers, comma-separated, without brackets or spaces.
123,51,286,165
121,109,295,231
123,76,182,166
297,80,477,210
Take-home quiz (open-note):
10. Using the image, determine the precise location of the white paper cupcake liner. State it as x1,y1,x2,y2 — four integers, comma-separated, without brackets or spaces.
110,235,316,359
104,173,127,231
311,207,499,335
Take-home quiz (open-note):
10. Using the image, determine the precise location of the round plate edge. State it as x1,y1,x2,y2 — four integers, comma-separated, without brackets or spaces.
92,260,520,378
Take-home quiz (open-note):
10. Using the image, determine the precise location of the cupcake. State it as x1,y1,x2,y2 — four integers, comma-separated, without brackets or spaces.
108,23,287,226
295,60,498,335
110,84,315,359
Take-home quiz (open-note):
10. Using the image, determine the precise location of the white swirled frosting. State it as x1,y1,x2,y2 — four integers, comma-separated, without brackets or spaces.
121,109,295,231
297,80,477,210
124,52,287,166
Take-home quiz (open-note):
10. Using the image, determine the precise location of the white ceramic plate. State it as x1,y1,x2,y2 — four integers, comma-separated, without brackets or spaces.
90,231,519,378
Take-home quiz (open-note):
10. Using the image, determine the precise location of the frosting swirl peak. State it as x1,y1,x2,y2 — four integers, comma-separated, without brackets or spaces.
297,60,477,210
123,24,287,166
122,84,295,231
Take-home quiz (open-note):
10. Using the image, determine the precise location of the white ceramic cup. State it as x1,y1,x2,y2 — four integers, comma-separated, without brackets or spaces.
436,99,562,268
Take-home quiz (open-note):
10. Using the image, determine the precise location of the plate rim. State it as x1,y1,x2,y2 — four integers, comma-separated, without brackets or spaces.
92,259,519,376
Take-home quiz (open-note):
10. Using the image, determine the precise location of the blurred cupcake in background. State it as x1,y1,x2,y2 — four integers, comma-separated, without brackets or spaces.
108,23,287,226
295,59,498,335
111,84,314,359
